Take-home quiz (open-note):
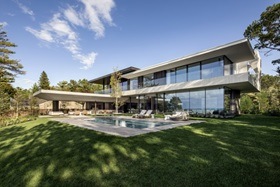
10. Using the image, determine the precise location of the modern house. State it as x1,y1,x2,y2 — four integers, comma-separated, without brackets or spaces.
34,38,261,115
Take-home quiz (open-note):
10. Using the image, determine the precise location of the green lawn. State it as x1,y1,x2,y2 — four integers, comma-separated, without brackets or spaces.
0,115,279,186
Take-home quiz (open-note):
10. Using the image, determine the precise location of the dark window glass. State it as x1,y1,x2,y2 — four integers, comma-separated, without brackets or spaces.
143,74,154,87
130,78,138,90
154,71,166,86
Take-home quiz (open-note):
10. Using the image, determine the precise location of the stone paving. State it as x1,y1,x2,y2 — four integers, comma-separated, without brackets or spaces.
52,116,204,137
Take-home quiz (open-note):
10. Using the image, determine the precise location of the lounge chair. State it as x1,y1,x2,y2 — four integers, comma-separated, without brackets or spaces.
138,110,153,118
169,111,189,121
132,110,146,118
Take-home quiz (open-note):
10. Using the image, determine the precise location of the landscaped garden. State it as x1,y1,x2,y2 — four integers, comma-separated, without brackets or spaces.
0,115,279,186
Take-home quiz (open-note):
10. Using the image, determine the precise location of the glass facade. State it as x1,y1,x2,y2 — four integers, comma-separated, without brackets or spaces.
176,66,187,83
96,55,232,93
188,62,201,81
143,74,154,87
190,90,205,114
167,69,176,84
130,78,138,90
205,89,224,114
202,57,223,79
134,88,225,114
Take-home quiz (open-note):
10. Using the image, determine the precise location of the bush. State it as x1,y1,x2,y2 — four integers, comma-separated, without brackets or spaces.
0,116,37,127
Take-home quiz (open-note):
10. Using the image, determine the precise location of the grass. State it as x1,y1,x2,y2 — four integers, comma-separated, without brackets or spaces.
0,115,279,186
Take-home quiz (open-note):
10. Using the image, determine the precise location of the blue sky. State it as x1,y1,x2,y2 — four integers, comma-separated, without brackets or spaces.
1,0,279,89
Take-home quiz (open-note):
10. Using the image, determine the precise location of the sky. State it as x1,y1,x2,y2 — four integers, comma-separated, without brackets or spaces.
1,0,279,89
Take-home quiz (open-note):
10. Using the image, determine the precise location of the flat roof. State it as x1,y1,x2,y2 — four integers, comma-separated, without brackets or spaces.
33,90,115,102
122,38,256,79
89,66,139,84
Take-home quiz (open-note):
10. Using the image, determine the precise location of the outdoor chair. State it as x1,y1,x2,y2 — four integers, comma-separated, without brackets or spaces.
132,110,146,118
138,110,153,118
169,111,189,121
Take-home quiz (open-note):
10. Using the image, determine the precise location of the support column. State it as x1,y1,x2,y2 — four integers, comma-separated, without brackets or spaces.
52,100,59,111
138,95,140,113
129,97,132,113
163,93,166,113
94,101,97,115
230,90,241,115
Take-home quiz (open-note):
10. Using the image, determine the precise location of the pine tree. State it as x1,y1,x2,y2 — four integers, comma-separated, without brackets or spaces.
38,71,50,89
0,25,25,83
31,83,39,93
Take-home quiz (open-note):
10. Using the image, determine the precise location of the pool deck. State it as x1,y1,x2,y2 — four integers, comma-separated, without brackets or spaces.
52,116,204,137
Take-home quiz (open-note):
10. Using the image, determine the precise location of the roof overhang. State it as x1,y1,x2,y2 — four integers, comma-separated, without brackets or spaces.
33,90,115,102
122,38,256,79
89,66,139,84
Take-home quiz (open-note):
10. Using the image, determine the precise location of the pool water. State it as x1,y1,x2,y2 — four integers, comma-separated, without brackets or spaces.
89,117,174,129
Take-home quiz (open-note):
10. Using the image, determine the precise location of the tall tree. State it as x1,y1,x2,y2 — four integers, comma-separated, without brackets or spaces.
244,3,280,74
38,71,50,89
110,68,123,114
31,83,39,93
0,24,25,83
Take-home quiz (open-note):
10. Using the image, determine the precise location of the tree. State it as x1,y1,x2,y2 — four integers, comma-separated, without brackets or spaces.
244,3,280,74
0,25,25,83
31,83,39,93
0,90,10,116
56,80,69,91
11,88,29,118
110,68,123,114
38,71,50,89
240,95,254,114
68,79,78,91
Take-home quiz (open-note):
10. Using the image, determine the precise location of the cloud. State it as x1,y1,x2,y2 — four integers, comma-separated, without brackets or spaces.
25,27,54,42
15,0,34,17
80,0,115,38
26,0,115,69
0,22,8,27
63,6,84,27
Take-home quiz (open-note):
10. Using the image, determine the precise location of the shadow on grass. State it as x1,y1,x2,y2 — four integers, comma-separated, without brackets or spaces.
0,115,279,186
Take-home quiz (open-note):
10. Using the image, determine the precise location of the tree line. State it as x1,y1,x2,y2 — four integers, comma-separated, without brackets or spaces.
241,74,280,116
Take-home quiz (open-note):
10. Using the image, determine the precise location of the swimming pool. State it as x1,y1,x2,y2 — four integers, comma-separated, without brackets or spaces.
89,117,175,129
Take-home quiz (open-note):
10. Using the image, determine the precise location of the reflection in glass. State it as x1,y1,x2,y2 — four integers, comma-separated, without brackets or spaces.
190,90,205,114
202,58,224,79
130,78,138,90
205,88,224,114
143,74,154,87
176,66,187,83
188,63,200,81
167,69,176,84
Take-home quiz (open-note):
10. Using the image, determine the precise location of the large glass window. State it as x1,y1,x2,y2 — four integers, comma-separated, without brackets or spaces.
190,90,205,114
202,58,224,79
154,71,166,86
224,56,233,76
122,81,128,91
176,66,187,83
176,92,190,111
166,69,176,84
165,93,182,112
130,78,138,90
205,88,224,114
188,63,201,81
143,74,154,87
